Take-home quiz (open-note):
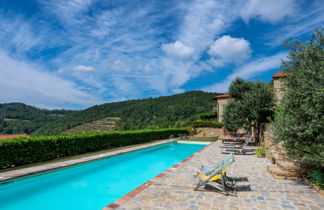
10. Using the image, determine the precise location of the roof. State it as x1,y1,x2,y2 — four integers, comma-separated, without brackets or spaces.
213,94,231,99
272,73,287,78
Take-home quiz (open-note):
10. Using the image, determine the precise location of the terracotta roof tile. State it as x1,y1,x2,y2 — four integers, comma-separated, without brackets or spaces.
214,94,231,99
272,73,287,78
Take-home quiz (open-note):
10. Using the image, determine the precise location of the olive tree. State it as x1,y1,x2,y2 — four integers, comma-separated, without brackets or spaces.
223,78,274,142
273,29,324,166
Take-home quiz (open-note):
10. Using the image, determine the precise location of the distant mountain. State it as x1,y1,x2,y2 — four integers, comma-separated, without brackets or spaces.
0,103,77,134
33,91,219,136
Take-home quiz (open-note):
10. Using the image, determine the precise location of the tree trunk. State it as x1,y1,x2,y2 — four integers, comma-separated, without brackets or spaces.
252,120,260,144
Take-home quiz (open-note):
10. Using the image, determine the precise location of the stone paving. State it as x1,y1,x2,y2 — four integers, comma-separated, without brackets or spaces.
116,141,324,210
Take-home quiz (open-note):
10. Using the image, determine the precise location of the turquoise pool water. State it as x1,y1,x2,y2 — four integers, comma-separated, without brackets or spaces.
0,142,205,210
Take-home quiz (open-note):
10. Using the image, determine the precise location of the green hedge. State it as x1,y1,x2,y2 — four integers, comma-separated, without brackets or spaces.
192,120,223,128
0,128,188,168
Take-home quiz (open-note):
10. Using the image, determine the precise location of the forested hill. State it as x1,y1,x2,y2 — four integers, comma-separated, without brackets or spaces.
0,103,77,134
33,91,218,136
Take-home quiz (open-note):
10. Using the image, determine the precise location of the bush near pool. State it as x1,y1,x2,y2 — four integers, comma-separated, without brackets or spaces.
0,128,188,168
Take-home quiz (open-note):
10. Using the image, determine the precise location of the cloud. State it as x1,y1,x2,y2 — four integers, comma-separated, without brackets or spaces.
162,41,194,59
240,0,297,23
111,60,132,72
74,65,95,72
265,3,324,46
208,35,251,66
0,50,101,109
204,52,288,93
38,0,95,26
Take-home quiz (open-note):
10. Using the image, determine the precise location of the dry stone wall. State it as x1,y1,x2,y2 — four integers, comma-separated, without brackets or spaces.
262,123,308,180
194,127,224,137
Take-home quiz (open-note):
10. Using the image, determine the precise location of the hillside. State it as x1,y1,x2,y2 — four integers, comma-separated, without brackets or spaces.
0,103,77,134
33,91,219,136
64,117,120,134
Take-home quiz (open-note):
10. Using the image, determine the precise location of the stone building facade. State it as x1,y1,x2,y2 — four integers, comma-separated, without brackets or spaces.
272,73,287,104
213,94,231,122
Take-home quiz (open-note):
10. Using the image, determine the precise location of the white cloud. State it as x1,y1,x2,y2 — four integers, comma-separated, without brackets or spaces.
153,0,242,91
0,50,101,109
208,35,252,65
74,65,95,72
240,0,297,23
39,0,95,26
265,3,324,46
204,52,288,93
162,41,194,59
111,60,131,72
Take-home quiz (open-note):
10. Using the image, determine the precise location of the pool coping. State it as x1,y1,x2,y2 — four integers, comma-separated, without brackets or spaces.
103,142,213,210
0,139,179,182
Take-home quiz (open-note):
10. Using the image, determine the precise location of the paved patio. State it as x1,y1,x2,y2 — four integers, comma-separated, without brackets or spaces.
115,141,323,210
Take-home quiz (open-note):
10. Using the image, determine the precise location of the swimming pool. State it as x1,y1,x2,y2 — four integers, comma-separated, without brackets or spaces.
0,142,205,210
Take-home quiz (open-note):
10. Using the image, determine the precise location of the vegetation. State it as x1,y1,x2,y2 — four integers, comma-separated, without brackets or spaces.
255,147,266,158
0,103,76,134
0,128,188,168
223,78,274,142
33,91,218,136
307,169,324,190
191,120,223,128
64,117,120,134
273,29,324,167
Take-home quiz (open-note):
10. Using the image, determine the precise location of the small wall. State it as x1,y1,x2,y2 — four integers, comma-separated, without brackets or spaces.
194,127,224,137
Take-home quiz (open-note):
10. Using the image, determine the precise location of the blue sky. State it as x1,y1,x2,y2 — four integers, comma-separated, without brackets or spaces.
0,0,323,110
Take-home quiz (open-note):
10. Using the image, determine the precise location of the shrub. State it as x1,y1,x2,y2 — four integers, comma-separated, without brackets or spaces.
191,120,223,128
0,128,188,168
197,112,216,120
255,147,266,158
308,168,324,190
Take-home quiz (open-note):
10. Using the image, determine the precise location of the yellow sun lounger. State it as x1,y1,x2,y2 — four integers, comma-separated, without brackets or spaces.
194,154,236,196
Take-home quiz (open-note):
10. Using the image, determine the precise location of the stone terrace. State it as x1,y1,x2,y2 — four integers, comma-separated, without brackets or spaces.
115,141,323,210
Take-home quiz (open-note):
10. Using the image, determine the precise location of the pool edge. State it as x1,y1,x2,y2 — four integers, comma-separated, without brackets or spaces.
104,142,213,210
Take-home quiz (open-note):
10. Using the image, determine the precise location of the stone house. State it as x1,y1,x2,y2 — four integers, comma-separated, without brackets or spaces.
213,72,287,122
213,94,231,122
271,73,287,104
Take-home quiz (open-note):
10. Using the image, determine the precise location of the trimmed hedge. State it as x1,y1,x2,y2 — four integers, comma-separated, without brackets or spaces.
0,128,188,168
192,120,223,128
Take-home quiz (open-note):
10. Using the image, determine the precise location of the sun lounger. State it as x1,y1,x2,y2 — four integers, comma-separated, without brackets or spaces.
195,154,236,196
200,153,234,174
222,141,249,155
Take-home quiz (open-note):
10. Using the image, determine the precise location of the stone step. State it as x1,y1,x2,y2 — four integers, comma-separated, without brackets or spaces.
276,160,305,173
267,165,303,181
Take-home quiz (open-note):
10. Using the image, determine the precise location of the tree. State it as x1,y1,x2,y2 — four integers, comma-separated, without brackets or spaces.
223,100,248,132
228,77,252,100
273,29,324,166
243,82,274,142
223,79,274,142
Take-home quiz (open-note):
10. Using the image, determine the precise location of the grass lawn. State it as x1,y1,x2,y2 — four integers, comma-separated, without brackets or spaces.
187,136,218,142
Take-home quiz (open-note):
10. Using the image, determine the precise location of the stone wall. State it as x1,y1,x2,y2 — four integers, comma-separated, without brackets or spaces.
194,127,224,137
217,98,230,122
273,77,286,104
262,123,308,180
